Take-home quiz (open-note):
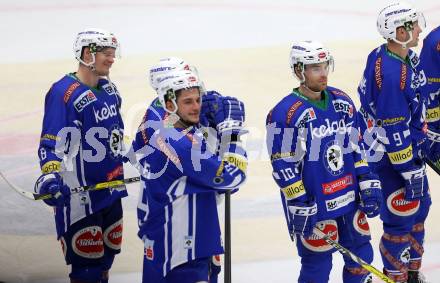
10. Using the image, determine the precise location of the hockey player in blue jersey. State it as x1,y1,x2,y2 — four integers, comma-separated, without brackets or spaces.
420,26,440,161
357,3,431,282
34,28,127,283
128,57,224,283
266,40,382,283
135,69,247,283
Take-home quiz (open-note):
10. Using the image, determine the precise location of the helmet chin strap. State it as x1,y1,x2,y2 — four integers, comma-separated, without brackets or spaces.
78,53,97,71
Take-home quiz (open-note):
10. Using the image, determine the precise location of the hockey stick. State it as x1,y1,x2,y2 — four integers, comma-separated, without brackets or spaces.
424,156,440,176
312,227,395,283
0,170,140,201
224,190,232,283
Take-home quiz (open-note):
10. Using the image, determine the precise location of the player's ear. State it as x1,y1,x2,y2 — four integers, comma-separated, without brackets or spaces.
81,47,93,63
395,26,407,41
294,65,301,77
166,100,176,112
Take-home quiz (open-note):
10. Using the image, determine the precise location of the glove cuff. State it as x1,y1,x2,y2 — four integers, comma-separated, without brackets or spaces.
401,166,426,181
288,202,317,216
359,179,381,191
216,119,244,134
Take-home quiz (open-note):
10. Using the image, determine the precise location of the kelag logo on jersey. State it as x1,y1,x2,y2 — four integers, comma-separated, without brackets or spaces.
332,99,353,118
310,119,353,140
94,102,118,123
323,140,344,176
295,107,316,128
74,90,97,112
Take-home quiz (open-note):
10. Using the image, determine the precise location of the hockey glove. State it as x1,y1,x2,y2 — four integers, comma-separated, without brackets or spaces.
213,96,247,136
401,165,426,201
34,172,70,207
200,90,222,127
288,199,317,238
358,174,382,218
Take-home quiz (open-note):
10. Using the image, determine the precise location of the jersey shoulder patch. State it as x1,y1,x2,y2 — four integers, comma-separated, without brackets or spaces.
269,94,306,126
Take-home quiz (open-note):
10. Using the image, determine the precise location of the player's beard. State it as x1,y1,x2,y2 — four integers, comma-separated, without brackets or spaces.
176,112,200,128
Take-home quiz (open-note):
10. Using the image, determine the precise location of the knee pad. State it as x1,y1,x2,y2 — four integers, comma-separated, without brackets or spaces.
380,233,410,282
70,264,102,283
409,223,425,271
298,254,332,283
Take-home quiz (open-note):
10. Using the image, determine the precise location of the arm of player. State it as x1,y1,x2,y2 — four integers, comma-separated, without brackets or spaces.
186,142,247,191
349,109,383,217
266,112,317,237
377,69,426,200
36,85,80,204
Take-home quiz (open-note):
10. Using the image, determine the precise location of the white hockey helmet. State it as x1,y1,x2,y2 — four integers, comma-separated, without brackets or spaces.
377,2,425,46
149,57,192,90
73,28,120,67
156,70,203,114
289,40,334,82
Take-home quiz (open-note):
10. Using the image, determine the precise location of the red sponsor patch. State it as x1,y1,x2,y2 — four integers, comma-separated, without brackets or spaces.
286,101,303,124
103,219,123,250
318,52,326,59
301,220,338,252
322,174,353,195
86,91,96,100
63,82,80,103
375,57,382,89
400,64,407,90
353,210,370,236
107,165,123,181
367,118,374,129
212,254,222,266
309,108,316,119
387,189,420,216
72,226,104,259
112,37,117,44
145,246,154,260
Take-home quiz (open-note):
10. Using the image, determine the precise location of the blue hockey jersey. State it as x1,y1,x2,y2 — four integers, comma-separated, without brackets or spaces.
38,74,127,238
266,87,370,231
135,120,247,277
357,44,428,171
420,27,440,133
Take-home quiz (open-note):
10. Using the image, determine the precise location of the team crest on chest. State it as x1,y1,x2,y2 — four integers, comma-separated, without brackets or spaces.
323,140,344,176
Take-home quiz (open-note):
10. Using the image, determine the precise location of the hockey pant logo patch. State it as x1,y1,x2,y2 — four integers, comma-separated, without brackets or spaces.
103,218,123,250
386,189,420,216
300,220,338,252
353,210,371,236
72,226,104,259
